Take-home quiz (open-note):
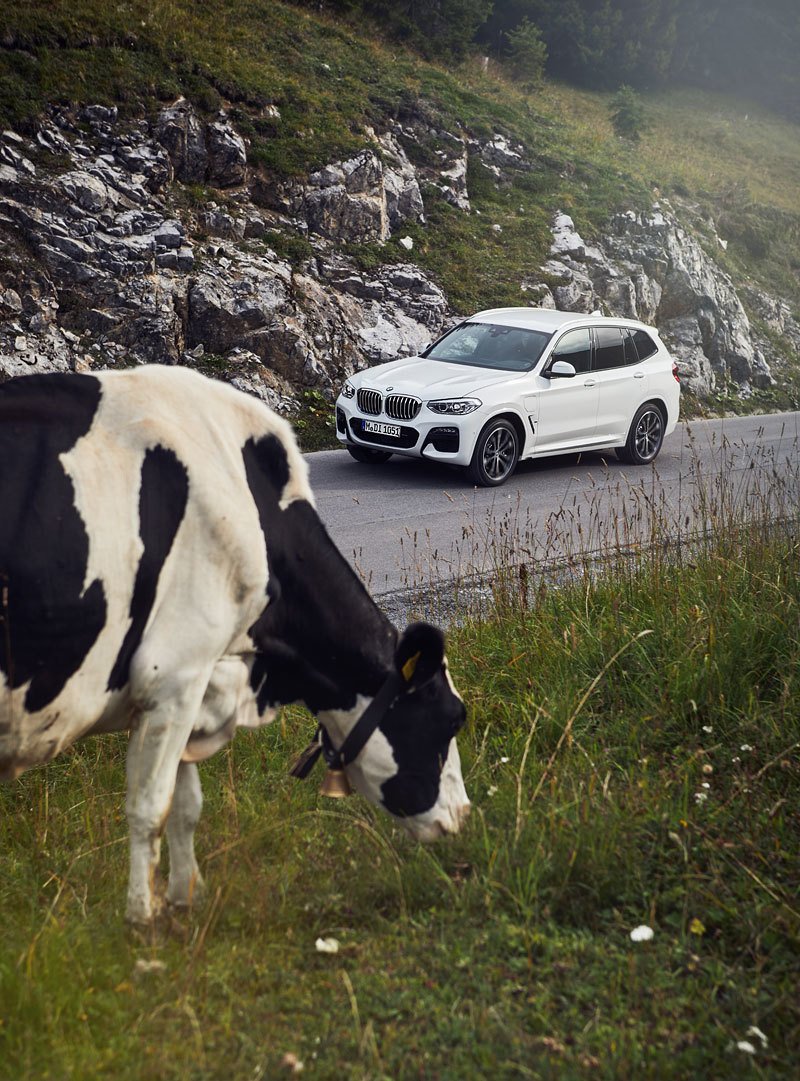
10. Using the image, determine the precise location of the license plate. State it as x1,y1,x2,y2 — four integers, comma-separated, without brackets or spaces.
363,420,401,438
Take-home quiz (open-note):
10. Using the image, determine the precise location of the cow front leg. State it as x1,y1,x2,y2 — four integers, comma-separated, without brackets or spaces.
165,761,205,909
125,694,202,925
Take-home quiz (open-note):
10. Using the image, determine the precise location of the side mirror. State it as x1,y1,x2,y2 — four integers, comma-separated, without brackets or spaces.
543,359,577,379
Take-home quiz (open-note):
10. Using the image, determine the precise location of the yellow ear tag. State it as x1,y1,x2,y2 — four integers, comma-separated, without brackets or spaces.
401,651,422,682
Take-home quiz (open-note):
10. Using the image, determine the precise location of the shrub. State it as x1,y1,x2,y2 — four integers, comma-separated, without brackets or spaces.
610,84,648,141
505,17,548,89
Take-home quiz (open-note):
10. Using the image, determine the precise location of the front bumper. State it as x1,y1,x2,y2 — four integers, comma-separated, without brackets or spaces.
335,398,477,466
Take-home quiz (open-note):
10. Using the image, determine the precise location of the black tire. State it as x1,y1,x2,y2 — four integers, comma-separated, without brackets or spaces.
616,403,665,465
468,419,519,486
346,444,393,465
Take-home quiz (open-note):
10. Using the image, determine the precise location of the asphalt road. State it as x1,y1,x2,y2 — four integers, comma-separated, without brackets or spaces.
308,412,800,600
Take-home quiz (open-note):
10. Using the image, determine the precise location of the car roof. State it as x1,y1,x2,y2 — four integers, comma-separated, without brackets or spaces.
467,307,653,334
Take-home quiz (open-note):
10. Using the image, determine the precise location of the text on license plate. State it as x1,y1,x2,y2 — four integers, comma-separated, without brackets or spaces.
363,420,401,437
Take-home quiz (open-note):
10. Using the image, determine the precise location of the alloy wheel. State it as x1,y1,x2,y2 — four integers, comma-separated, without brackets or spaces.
482,426,516,481
634,409,663,461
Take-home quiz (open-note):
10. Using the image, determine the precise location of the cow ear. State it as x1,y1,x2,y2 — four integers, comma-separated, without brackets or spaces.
395,622,445,689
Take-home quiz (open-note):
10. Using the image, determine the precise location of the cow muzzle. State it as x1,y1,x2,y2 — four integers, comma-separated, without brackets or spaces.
404,800,471,842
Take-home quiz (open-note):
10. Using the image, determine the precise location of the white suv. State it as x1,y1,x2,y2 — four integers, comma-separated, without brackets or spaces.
335,307,680,486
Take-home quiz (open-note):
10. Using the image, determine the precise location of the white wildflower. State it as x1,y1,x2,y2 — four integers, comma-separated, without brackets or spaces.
740,744,753,752
487,785,498,797
314,937,340,954
280,1052,305,1074
694,791,708,803
701,782,711,789
133,958,167,978
702,725,713,734
736,1040,756,1055
629,925,654,942
500,756,510,764
746,1026,768,1048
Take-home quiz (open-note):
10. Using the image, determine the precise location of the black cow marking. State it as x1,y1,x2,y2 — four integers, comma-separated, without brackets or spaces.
379,676,466,816
241,434,286,610
242,434,395,714
379,626,466,818
244,432,291,495
0,374,107,712
108,446,189,691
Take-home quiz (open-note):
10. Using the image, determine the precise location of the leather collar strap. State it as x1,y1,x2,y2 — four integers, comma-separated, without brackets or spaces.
326,670,405,768
290,671,405,779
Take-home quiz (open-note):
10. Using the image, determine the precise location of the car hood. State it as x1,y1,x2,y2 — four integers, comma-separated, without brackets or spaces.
352,356,515,397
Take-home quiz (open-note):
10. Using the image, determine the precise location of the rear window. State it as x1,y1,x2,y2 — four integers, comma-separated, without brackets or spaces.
425,322,552,372
631,329,658,361
594,327,626,371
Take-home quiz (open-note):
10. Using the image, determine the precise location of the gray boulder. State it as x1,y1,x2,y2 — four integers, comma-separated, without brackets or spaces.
155,99,208,184
206,118,247,188
373,130,425,229
305,150,389,243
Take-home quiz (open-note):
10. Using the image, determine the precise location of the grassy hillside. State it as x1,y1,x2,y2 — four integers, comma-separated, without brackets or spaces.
2,0,799,327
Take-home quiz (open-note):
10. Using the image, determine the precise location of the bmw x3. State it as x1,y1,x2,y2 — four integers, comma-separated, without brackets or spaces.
335,307,680,486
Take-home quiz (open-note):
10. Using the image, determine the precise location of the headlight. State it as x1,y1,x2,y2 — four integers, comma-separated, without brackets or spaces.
340,381,355,399
426,398,481,415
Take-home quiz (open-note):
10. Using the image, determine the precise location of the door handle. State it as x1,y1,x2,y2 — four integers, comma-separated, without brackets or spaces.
583,379,597,388
633,371,645,379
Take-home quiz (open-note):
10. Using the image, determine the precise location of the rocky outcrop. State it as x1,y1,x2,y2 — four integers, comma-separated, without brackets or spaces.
305,150,390,243
536,207,778,396
0,98,796,411
0,104,446,403
154,98,247,188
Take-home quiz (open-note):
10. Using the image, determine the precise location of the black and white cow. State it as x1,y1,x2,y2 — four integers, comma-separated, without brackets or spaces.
0,366,469,923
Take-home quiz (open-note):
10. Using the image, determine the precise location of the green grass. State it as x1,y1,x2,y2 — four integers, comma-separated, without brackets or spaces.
2,442,799,1078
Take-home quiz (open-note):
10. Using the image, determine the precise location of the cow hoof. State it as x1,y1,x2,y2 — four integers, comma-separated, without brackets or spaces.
126,908,157,931
166,872,206,910
125,889,166,931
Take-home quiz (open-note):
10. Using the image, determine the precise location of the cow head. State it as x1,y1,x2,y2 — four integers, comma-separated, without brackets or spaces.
320,623,470,841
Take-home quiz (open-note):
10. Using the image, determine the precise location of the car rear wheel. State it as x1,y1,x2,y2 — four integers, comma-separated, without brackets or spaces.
616,404,664,465
346,444,393,465
468,419,519,486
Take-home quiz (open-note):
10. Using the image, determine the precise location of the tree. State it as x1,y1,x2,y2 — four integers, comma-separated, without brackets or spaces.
505,16,548,87
609,84,648,140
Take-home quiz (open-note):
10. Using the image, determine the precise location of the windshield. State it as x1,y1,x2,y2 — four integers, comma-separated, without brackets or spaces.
423,322,552,372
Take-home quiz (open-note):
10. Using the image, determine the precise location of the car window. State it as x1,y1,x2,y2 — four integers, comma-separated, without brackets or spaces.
622,328,640,365
593,327,626,371
550,328,591,374
631,328,658,361
424,322,552,372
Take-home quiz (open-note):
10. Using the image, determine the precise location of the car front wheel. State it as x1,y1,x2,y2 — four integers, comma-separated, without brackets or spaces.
616,404,664,465
347,444,393,465
468,419,519,486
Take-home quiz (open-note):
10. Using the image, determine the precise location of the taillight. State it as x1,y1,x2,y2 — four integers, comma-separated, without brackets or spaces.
672,362,680,383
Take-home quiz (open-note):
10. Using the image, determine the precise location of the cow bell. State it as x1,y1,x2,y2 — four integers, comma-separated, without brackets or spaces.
319,768,351,798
